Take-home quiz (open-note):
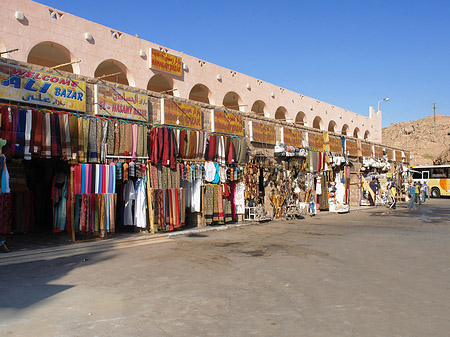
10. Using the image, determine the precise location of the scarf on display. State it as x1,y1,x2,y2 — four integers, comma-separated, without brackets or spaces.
76,193,116,234
14,108,26,157
119,123,126,156
68,115,78,162
1,106,14,157
107,120,115,155
88,118,97,162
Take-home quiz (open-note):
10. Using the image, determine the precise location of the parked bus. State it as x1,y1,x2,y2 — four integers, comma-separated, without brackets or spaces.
410,165,450,198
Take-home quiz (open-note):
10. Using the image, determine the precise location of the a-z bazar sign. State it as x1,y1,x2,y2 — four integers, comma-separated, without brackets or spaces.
161,98,201,129
150,49,182,76
95,85,148,121
0,63,86,111
212,110,244,136
249,121,276,144
283,128,302,147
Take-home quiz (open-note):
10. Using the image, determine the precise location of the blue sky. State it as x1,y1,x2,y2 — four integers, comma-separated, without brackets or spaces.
37,0,450,127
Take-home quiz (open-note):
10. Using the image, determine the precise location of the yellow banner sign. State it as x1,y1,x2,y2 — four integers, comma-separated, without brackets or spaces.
346,139,358,156
361,143,372,157
283,128,302,147
329,136,343,154
0,62,86,111
251,122,276,144
214,110,244,136
150,49,182,76
395,150,402,162
96,85,148,121
308,133,324,151
386,148,394,161
163,99,201,129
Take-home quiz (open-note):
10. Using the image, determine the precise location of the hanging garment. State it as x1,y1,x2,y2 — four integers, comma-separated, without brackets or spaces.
1,106,15,157
132,124,138,158
205,162,216,182
1,155,11,193
13,109,25,157
123,180,136,226
234,182,245,215
134,178,147,228
24,109,33,160
88,118,97,162
107,120,115,155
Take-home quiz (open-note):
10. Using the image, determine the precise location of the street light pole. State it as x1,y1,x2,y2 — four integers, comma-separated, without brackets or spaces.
378,97,390,111
433,102,437,135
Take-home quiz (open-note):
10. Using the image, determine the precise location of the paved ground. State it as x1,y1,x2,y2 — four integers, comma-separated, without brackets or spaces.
1,199,449,337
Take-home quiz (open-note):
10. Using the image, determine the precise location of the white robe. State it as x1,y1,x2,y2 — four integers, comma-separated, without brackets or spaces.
134,178,147,228
123,180,135,226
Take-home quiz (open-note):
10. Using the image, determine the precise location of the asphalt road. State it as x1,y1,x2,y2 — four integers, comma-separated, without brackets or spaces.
1,199,449,337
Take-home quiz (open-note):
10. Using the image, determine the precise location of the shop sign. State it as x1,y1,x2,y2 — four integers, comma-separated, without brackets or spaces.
249,121,276,144
404,151,411,163
0,62,86,111
94,84,148,121
323,132,330,152
283,128,302,147
212,110,244,136
329,136,343,154
361,142,372,157
161,98,201,129
150,49,182,76
395,150,402,162
346,139,358,156
386,148,394,161
374,146,384,159
308,133,324,151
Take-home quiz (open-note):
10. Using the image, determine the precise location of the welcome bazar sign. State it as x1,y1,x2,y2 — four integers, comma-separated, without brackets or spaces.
0,62,86,111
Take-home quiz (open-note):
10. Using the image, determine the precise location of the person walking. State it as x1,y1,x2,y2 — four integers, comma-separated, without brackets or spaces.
407,182,417,210
389,181,397,209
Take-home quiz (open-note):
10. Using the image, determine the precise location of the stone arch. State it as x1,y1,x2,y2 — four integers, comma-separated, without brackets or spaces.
189,84,211,104
341,124,349,135
251,100,267,117
364,130,370,140
27,41,78,73
94,59,134,86
295,111,307,126
353,127,360,139
328,120,337,133
147,74,174,96
275,106,287,121
312,116,324,130
223,91,244,111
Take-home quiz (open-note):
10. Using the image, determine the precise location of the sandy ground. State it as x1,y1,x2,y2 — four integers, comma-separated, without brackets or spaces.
1,199,449,337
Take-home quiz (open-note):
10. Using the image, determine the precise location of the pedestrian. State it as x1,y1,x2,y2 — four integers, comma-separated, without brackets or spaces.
389,181,397,209
422,181,428,202
415,182,422,206
407,182,417,210
369,177,377,206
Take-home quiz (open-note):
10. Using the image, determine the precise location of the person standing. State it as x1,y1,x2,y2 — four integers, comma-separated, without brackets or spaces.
408,182,417,210
369,177,378,206
422,181,428,202
415,182,422,206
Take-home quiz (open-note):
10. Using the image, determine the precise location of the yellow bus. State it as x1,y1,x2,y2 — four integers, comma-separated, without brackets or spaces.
410,165,450,198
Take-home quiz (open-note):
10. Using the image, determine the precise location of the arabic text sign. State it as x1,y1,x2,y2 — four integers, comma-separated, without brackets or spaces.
0,62,86,111
308,133,324,151
395,150,402,162
150,49,182,76
96,85,148,121
214,110,244,136
163,99,201,129
329,136,343,153
251,122,276,144
361,143,372,157
283,128,302,147
374,146,384,159
346,139,358,156
386,148,394,161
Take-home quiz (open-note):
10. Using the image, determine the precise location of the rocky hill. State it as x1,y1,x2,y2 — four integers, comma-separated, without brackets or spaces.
382,114,450,166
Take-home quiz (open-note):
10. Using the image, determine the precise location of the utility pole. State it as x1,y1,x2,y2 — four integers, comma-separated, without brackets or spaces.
433,103,437,135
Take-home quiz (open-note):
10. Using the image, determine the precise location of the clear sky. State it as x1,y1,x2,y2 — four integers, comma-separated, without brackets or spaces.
37,0,450,127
